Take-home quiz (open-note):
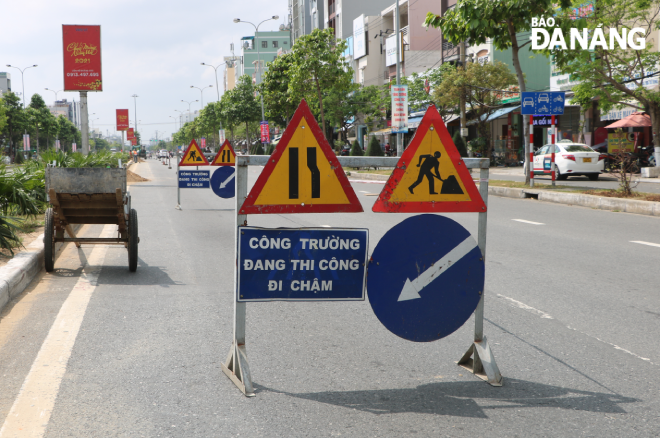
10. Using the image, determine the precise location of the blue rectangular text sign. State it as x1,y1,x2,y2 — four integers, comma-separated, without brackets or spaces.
178,170,210,188
521,91,566,115
238,227,369,302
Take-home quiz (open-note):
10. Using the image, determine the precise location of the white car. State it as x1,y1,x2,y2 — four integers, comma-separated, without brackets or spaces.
158,149,169,158
533,140,605,180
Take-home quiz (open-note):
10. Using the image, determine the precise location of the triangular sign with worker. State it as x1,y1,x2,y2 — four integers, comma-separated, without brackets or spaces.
179,139,210,166
240,99,362,214
372,105,486,213
211,140,236,166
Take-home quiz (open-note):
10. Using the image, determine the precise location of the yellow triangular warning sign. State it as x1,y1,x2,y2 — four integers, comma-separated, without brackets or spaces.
179,139,210,166
373,105,486,213
240,100,362,214
211,140,236,166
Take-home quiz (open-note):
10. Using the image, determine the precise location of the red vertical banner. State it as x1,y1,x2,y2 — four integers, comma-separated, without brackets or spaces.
201,137,206,149
131,138,137,146
127,128,135,140
260,121,270,143
116,109,129,131
63,25,103,91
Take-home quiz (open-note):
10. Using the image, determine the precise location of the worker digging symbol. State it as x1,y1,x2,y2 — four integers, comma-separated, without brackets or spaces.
408,151,464,195
190,150,202,162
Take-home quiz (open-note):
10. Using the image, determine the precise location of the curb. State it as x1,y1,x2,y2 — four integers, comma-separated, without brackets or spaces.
0,223,84,315
491,187,660,217
0,234,45,314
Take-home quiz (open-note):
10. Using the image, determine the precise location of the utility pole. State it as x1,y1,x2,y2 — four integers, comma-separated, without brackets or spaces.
395,0,403,156
459,41,467,152
80,92,89,155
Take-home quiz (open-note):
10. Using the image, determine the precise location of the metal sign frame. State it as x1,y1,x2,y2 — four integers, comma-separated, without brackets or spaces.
222,155,501,397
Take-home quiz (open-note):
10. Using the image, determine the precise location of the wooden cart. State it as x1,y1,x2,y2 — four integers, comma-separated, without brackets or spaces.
44,167,139,272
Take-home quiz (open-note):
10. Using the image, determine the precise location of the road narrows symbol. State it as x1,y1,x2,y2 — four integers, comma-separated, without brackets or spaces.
307,147,320,198
289,148,299,199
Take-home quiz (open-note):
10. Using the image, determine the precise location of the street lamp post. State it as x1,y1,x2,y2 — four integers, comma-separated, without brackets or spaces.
174,109,185,130
132,94,139,145
190,85,213,109
233,16,279,124
169,116,178,132
44,88,63,102
90,118,100,150
6,64,38,109
7,64,38,161
201,62,233,101
181,100,199,123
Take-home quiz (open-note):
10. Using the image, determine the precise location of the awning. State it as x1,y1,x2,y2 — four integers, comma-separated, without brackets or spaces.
467,105,520,125
369,128,392,135
605,112,652,128
408,116,423,129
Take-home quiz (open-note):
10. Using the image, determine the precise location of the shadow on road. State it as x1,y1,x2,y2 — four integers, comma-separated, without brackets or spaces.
96,258,180,287
253,378,637,417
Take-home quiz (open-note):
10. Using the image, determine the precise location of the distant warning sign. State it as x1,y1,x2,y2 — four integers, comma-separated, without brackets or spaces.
179,139,210,166
211,140,236,166
372,105,486,213
240,100,362,214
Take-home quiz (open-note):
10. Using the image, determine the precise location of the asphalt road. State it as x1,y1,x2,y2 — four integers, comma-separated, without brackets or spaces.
0,159,659,437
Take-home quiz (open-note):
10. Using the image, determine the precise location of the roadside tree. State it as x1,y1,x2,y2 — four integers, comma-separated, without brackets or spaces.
434,61,517,157
288,28,353,142
425,0,571,182
551,0,660,167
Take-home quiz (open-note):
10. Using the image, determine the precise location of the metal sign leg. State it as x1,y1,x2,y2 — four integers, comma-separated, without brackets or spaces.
457,166,503,386
221,161,255,396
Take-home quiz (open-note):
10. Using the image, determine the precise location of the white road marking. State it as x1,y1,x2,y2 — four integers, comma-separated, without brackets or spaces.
0,225,115,438
497,294,554,319
512,219,545,225
631,240,660,248
497,294,654,365
399,236,478,301
348,179,386,184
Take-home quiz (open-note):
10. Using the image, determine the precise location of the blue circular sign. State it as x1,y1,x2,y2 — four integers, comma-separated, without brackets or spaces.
210,167,235,198
367,214,484,342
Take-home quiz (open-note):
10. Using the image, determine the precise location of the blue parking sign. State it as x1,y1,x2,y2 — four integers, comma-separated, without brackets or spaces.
521,92,565,115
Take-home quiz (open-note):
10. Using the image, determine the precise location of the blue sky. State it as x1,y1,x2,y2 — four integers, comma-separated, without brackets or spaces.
1,0,287,141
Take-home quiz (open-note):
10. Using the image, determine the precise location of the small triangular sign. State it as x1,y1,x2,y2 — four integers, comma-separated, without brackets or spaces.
372,105,486,213
179,139,210,166
240,100,363,214
211,140,236,166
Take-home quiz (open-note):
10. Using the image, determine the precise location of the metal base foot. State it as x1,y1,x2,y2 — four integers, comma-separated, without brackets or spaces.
175,205,182,210
457,336,503,387
221,341,255,397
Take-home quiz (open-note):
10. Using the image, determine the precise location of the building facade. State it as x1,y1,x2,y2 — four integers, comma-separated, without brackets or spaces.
235,31,292,84
0,72,11,95
48,99,81,130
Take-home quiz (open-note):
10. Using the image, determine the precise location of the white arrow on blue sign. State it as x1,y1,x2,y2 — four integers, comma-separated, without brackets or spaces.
211,166,236,198
368,214,484,342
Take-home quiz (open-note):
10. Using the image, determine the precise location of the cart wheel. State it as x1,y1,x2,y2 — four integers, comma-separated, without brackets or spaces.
44,208,55,272
128,208,138,272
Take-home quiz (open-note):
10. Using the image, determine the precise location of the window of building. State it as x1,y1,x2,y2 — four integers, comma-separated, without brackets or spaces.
284,40,289,45
272,41,278,48
262,41,268,48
